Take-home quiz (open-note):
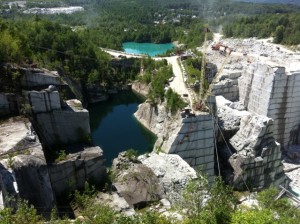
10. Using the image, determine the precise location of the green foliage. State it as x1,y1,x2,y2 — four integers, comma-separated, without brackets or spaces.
200,177,236,224
256,186,300,224
179,175,237,224
0,30,23,63
7,153,15,169
183,57,202,85
223,13,300,45
72,182,96,210
82,203,116,224
0,200,44,224
165,88,187,113
231,209,278,224
148,64,173,102
178,170,209,217
55,150,67,162
124,148,139,161
132,211,173,224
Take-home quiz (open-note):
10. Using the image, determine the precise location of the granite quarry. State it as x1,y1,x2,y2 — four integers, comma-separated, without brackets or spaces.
0,33,300,217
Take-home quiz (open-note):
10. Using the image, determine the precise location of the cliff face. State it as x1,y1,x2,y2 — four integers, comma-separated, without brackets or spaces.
0,118,56,215
48,146,106,196
0,66,106,216
134,102,181,146
229,115,285,189
134,102,215,182
239,62,300,149
27,89,90,146
131,81,150,96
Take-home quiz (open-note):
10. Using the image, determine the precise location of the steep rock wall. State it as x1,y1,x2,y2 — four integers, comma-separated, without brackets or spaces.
21,69,62,88
0,119,56,215
134,102,215,182
27,90,90,146
0,93,19,117
48,146,106,195
239,63,300,149
229,115,286,189
211,71,241,102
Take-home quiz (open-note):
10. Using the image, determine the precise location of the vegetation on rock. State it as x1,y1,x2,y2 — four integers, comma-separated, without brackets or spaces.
2,176,299,223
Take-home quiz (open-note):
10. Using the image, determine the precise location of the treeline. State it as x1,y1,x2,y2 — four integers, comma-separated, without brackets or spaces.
223,13,300,45
0,18,110,83
0,18,142,89
3,0,300,50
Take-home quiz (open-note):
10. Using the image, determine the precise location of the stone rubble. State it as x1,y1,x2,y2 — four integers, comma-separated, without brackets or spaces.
96,192,135,216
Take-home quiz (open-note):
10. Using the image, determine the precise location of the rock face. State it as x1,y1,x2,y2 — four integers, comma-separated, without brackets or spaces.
112,152,164,207
228,115,286,189
0,118,56,215
131,81,150,96
239,62,300,149
134,102,215,183
27,90,61,113
96,192,135,216
139,152,197,204
211,71,241,102
0,93,19,117
27,89,90,146
167,114,215,183
21,68,62,88
48,146,106,196
216,96,250,141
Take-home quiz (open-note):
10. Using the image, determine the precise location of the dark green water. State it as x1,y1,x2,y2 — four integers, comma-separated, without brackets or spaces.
89,92,156,166
122,42,174,56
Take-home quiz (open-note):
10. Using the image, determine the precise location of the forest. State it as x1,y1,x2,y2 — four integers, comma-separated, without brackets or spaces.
2,0,300,51
223,13,300,45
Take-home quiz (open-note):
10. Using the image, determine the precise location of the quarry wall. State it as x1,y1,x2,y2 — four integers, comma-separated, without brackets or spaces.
239,62,300,149
134,102,215,182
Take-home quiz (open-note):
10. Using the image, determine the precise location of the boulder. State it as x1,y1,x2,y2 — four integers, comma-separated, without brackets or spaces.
96,192,135,216
112,152,164,207
139,152,197,204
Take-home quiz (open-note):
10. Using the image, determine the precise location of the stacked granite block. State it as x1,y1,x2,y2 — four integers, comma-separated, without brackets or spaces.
169,113,215,182
229,115,286,189
211,71,241,102
239,62,300,149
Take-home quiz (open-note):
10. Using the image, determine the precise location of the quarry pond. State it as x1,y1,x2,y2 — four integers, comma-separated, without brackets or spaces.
122,42,174,56
89,92,156,165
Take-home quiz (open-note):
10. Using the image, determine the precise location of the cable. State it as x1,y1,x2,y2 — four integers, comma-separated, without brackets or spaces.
213,114,251,193
28,44,103,62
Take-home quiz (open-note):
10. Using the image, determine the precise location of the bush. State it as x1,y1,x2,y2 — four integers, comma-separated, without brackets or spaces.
165,88,187,113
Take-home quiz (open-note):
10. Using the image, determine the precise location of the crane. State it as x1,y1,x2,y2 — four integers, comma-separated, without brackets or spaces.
200,27,209,100
194,27,210,111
